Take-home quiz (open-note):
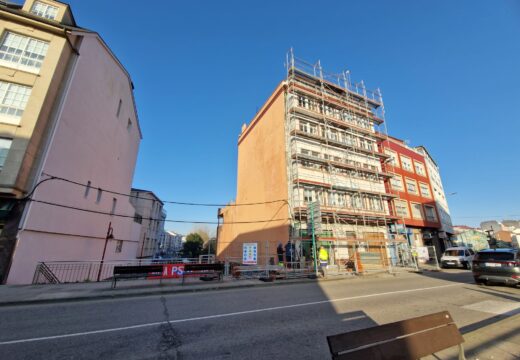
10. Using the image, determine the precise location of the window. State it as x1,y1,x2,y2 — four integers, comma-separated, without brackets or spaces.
419,182,431,198
384,149,399,167
304,189,314,203
134,213,143,224
424,205,437,222
0,138,12,169
0,81,32,124
411,203,424,220
116,99,122,118
30,1,59,20
400,155,413,172
390,174,404,191
0,32,49,73
405,178,418,194
414,161,426,176
394,200,409,218
115,240,123,253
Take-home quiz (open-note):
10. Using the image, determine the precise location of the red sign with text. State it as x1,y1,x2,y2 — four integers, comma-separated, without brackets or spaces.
161,264,185,278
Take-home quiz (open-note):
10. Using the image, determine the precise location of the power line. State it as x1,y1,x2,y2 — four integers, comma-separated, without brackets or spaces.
39,173,288,207
29,199,291,225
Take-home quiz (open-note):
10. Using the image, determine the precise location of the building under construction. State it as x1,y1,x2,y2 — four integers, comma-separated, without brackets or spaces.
217,51,401,271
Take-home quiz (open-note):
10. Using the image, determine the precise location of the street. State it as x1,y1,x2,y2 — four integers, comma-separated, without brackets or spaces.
0,270,519,359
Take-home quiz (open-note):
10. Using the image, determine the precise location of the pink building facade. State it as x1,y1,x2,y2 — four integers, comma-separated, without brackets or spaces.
3,19,142,283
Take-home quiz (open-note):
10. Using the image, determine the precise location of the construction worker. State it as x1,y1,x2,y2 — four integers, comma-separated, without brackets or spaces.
319,245,328,268
276,242,284,267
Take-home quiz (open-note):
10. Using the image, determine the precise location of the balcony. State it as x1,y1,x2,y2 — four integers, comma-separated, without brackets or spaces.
291,128,389,159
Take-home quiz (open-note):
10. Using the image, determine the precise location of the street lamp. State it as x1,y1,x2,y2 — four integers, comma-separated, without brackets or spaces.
97,222,114,282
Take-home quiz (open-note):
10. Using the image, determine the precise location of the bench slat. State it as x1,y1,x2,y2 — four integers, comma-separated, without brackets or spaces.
334,323,464,360
327,311,454,355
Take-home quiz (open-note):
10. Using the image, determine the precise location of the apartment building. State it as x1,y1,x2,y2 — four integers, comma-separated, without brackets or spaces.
380,137,444,254
130,189,165,259
217,53,398,267
414,145,454,239
0,0,142,284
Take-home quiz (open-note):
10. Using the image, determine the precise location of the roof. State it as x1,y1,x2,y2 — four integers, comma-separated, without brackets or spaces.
414,145,438,167
0,1,82,30
131,188,164,204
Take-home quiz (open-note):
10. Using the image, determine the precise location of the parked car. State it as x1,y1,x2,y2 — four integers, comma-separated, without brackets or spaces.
440,247,475,269
472,248,519,286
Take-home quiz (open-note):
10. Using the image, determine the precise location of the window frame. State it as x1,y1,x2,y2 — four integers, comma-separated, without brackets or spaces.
400,155,413,172
30,1,59,20
414,160,426,177
419,182,432,198
0,31,50,74
394,199,410,218
389,173,404,191
0,81,32,125
424,205,438,222
410,202,425,220
405,177,418,195
384,149,399,167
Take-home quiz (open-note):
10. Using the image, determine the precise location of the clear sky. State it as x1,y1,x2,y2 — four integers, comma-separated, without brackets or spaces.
52,1,520,233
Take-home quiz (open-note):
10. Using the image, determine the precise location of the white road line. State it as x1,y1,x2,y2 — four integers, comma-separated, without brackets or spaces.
0,283,460,346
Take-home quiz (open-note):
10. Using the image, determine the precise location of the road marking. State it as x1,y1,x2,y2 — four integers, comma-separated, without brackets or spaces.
0,283,459,346
463,300,520,315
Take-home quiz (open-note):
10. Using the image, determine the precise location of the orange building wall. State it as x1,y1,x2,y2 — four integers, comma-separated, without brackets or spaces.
217,83,291,262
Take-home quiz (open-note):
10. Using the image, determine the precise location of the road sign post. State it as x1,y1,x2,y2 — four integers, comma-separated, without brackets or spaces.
308,201,321,277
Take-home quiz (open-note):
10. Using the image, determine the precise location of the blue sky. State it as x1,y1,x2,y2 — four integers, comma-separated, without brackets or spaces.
60,0,520,234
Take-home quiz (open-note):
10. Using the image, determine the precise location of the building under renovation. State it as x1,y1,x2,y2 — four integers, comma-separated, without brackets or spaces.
217,51,400,270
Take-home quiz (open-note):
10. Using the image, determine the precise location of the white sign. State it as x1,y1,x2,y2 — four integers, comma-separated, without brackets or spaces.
417,246,429,263
242,243,258,265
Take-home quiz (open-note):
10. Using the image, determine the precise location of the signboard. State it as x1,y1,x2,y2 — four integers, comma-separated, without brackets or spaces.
307,201,321,234
161,264,185,278
242,243,258,265
416,247,429,263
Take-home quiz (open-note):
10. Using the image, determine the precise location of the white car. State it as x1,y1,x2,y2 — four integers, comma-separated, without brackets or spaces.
441,247,475,269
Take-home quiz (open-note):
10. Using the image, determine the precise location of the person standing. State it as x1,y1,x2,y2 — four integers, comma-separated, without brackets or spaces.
277,242,284,266
319,245,329,268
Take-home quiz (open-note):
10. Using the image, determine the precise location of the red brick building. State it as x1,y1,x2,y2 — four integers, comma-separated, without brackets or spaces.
379,137,444,253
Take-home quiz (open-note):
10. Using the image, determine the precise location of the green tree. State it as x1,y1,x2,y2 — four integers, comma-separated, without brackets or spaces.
182,233,204,258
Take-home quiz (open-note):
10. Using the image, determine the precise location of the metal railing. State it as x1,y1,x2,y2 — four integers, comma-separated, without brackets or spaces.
32,258,207,284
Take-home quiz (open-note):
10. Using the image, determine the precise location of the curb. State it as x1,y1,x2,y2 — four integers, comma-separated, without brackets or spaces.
0,272,396,307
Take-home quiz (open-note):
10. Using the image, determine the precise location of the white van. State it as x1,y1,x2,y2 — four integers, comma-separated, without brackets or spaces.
440,247,475,269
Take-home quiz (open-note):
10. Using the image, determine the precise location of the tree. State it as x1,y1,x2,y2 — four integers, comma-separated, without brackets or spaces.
203,237,217,255
191,226,211,243
182,233,204,258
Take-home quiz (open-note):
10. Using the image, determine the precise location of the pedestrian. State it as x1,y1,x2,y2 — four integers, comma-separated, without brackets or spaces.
319,245,328,268
285,240,295,268
277,242,284,266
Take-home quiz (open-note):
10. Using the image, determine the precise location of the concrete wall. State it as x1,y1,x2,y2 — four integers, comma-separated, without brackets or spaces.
7,35,141,284
217,84,290,261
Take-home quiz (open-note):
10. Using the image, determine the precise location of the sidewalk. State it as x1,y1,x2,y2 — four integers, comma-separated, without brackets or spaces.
425,313,520,360
0,272,388,307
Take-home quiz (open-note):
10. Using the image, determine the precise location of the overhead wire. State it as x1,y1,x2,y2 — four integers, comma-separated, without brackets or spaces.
39,172,288,207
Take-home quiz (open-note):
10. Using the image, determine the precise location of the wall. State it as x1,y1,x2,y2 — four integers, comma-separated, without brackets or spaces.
217,83,290,261
7,35,141,284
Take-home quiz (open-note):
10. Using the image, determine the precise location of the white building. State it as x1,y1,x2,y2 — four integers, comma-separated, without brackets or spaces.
161,230,183,256
414,146,454,237
130,189,165,258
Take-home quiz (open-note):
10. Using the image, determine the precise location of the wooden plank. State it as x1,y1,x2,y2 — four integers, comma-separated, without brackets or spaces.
334,323,464,360
327,311,454,355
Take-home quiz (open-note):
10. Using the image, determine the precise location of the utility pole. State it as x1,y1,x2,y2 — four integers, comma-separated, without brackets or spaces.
97,222,114,282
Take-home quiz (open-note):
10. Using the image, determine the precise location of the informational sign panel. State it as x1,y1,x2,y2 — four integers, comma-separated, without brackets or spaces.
416,247,429,263
242,243,258,265
307,201,321,234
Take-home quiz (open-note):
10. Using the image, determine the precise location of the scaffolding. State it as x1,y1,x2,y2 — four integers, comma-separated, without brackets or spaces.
284,49,400,273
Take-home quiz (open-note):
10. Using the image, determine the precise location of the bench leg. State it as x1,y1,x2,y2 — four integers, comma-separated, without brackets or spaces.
458,344,466,360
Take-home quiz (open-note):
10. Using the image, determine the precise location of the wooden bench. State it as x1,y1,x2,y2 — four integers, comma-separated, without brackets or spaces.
327,311,465,360
182,263,224,285
112,265,163,288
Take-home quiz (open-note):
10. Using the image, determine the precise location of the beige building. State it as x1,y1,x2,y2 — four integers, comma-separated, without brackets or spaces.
0,0,142,284
217,52,398,267
130,189,166,259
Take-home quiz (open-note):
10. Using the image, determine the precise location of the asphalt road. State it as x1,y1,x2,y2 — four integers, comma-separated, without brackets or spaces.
0,270,519,359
